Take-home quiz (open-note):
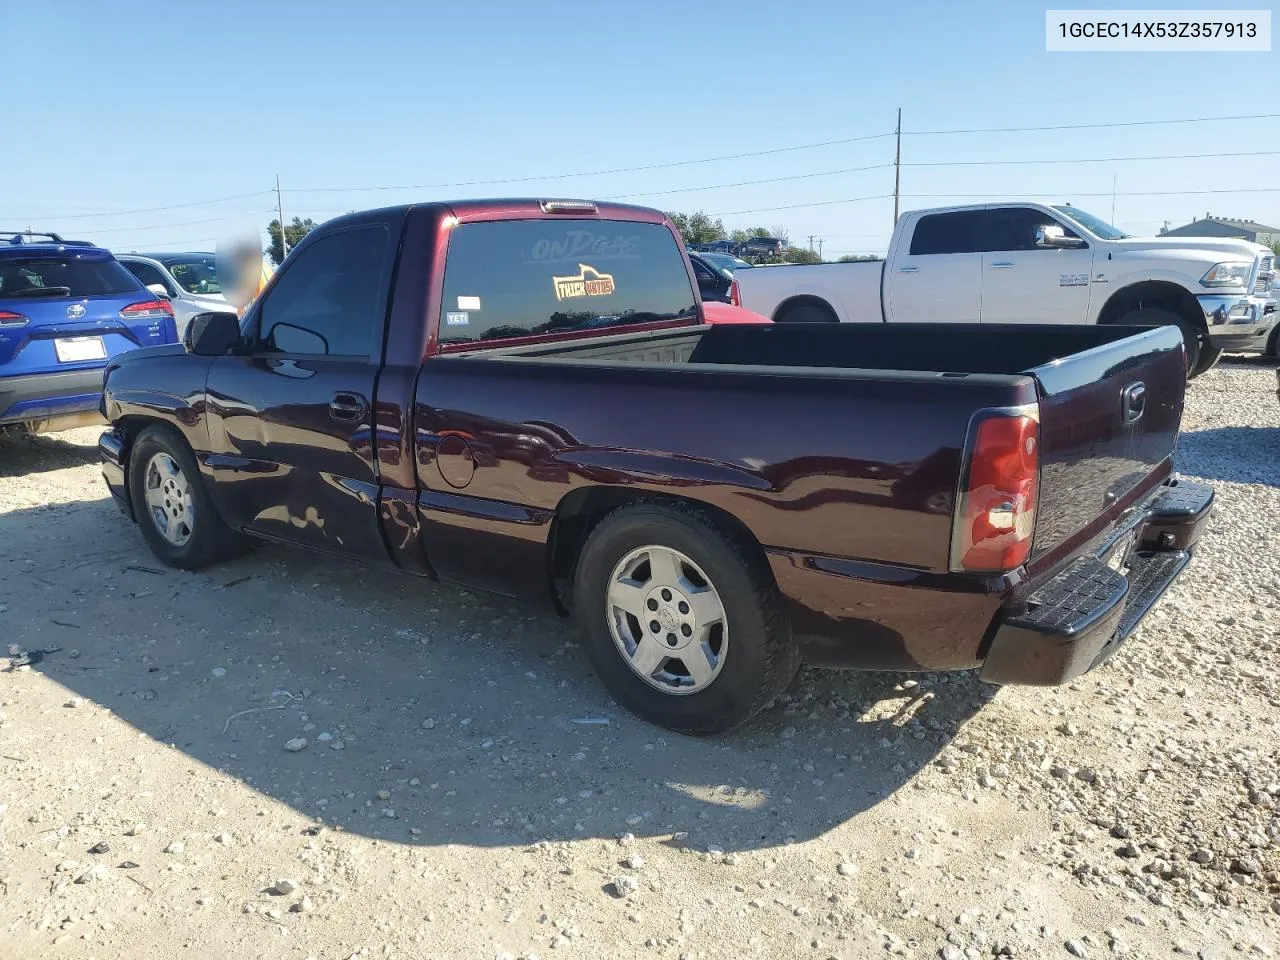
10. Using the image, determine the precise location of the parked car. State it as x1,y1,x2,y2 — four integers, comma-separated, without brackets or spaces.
733,202,1277,378
1,232,176,434
696,251,754,273
701,239,740,255
688,252,740,305
701,301,769,324
737,236,785,260
117,252,227,337
99,199,1210,734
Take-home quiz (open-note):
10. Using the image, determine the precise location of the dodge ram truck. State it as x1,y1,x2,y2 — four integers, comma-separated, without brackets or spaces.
99,199,1213,734
734,201,1276,378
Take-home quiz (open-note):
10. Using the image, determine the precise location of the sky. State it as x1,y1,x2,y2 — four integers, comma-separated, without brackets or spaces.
2,1,1276,258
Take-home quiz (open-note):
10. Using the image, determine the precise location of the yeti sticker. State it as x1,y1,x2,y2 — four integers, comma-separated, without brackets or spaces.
445,311,470,326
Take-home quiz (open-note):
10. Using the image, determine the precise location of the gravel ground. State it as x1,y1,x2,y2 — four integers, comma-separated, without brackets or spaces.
0,358,1277,960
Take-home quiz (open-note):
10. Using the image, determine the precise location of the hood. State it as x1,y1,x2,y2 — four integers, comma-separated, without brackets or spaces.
1110,235,1266,260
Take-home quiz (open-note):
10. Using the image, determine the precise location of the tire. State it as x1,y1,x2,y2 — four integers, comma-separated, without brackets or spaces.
1267,324,1279,360
1113,307,1205,378
128,425,247,570
1190,343,1223,377
775,301,838,324
572,501,801,735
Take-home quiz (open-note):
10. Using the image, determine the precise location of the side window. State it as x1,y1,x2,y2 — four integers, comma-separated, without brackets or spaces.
439,219,696,346
691,260,715,282
908,212,984,255
256,225,389,357
983,208,1083,252
124,261,171,293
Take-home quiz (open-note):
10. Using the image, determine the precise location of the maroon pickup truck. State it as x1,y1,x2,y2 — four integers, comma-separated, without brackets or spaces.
98,199,1213,733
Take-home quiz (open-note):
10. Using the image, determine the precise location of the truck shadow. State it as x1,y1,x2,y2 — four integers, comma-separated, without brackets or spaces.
1177,426,1280,487
4,495,992,854
0,429,100,477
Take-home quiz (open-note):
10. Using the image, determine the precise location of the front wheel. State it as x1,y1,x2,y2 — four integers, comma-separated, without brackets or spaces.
1113,307,1206,378
128,426,247,570
572,502,800,734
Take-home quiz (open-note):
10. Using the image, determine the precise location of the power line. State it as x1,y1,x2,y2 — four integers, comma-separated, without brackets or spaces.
904,149,1280,168
73,216,254,236
903,112,1280,136
604,163,894,201
713,194,894,216
282,133,896,194
14,191,274,221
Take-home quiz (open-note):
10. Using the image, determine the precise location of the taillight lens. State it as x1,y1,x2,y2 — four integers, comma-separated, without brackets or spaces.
728,278,742,307
120,299,174,320
951,411,1039,573
0,310,29,326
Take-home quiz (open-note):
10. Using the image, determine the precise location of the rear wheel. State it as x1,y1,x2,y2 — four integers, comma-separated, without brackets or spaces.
775,300,838,324
572,502,800,734
1113,307,1206,379
128,426,247,570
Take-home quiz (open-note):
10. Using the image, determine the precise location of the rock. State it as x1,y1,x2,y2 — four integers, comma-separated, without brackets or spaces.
271,879,298,896
211,667,227,678
837,862,857,877
941,947,963,960
55,860,80,873
283,737,308,753
290,896,315,913
119,861,140,869
1125,915,1147,927
124,823,144,837
164,841,184,854
1231,856,1261,875
75,864,108,884
611,875,637,898
623,853,645,870
618,832,636,846
1056,722,1080,737
317,732,334,742
1189,849,1213,864
214,832,233,845
375,790,390,801
87,841,110,855
1110,825,1132,839
1075,767,1098,784
64,698,82,708
1116,844,1140,859
1066,941,1087,957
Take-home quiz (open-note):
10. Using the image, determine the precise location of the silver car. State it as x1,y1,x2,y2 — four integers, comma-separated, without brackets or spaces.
117,253,229,337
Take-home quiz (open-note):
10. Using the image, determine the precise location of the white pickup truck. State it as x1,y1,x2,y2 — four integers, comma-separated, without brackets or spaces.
734,201,1277,376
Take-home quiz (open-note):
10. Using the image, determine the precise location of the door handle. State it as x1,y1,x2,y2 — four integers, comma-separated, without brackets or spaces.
329,392,368,422
1121,381,1146,424
898,265,919,273
990,261,1014,269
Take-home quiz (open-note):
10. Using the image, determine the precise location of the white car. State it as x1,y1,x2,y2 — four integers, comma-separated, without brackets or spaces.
117,253,229,338
733,202,1276,376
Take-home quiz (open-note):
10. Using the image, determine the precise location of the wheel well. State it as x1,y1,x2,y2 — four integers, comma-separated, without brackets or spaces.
546,486,773,614
772,295,838,323
1097,281,1204,333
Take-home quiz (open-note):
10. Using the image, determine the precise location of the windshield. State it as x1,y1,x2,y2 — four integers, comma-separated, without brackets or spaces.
1051,205,1131,240
161,255,222,295
699,253,753,271
0,256,140,298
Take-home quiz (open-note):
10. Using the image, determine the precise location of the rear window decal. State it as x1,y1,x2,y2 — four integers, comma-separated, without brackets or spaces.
553,263,616,301
445,311,470,326
457,295,482,311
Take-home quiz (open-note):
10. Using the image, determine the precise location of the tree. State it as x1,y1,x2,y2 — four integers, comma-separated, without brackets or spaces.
266,217,318,265
838,254,881,262
781,246,821,264
666,211,726,245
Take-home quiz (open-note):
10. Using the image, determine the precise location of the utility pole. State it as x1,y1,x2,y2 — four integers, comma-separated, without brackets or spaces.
893,107,902,226
1110,172,1117,224
807,235,815,253
817,238,824,260
275,173,289,259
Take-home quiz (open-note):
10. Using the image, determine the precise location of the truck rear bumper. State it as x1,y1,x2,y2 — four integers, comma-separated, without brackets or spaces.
99,425,134,521
979,479,1214,685
0,368,106,432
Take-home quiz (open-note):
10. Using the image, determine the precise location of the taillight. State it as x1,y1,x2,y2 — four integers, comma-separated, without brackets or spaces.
120,299,174,320
728,278,742,307
950,409,1039,573
0,310,29,326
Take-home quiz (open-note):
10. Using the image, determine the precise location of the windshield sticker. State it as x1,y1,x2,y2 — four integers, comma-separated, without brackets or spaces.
553,263,616,301
457,295,482,311
532,231,640,263
445,311,470,326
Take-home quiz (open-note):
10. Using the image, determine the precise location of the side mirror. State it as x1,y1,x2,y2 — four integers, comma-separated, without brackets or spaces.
146,283,171,300
1035,224,1086,249
184,311,241,356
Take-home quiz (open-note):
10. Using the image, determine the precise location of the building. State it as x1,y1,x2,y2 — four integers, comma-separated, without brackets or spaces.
1160,214,1278,247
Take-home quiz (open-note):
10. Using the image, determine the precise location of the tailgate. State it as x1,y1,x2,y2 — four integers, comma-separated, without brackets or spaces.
1028,325,1186,559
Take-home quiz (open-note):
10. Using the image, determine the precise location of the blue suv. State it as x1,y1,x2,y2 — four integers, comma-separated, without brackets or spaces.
0,232,178,434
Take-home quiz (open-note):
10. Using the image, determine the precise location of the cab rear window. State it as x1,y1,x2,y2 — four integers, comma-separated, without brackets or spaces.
0,256,141,299
439,219,696,346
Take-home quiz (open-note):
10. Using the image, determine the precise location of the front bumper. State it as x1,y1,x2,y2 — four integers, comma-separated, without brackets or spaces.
1200,293,1277,352
0,367,106,431
980,479,1214,685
